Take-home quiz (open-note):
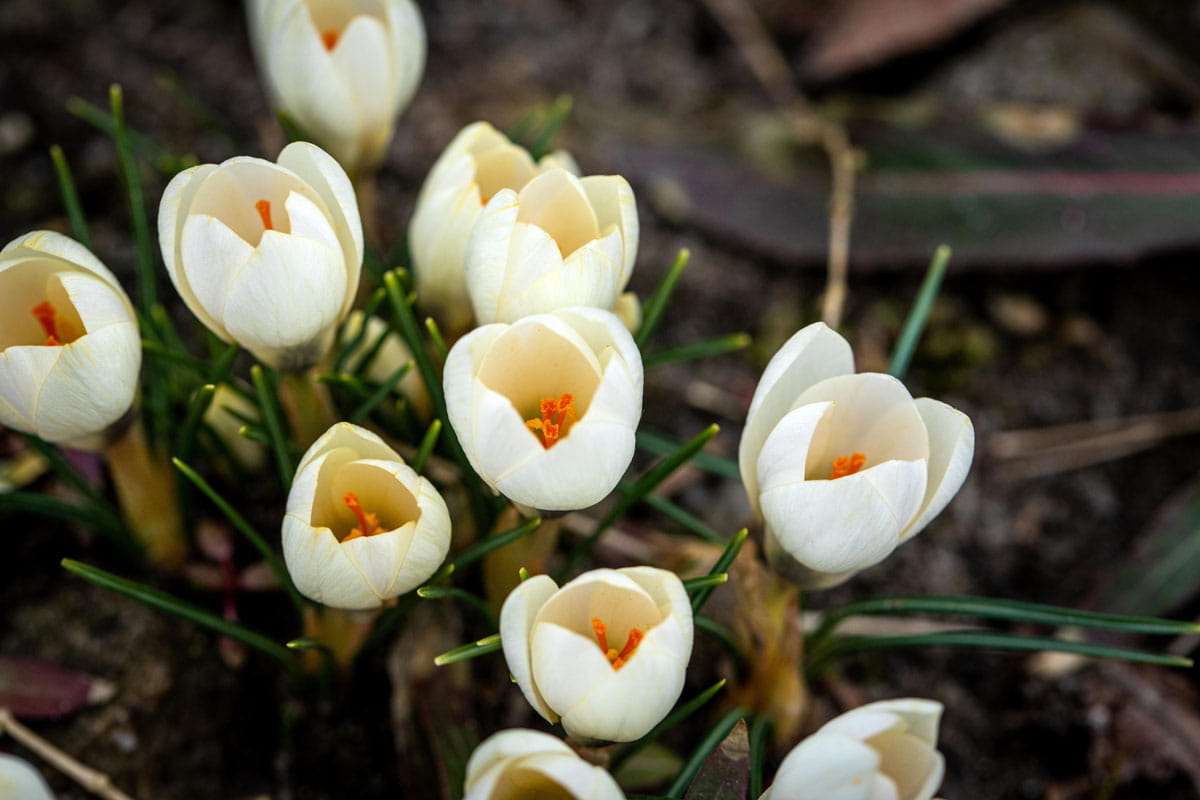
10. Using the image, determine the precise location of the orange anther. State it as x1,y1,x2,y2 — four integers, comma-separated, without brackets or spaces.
31,301,61,346
611,628,644,670
255,199,274,231
342,491,383,541
830,452,867,480
321,30,340,51
524,393,577,449
591,617,608,654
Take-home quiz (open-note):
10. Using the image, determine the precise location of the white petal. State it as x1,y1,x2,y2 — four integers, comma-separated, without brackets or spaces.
34,323,140,444
848,698,944,747
752,402,834,515
901,398,975,541
0,345,62,434
465,188,520,323
2,230,122,290
530,622,621,720
579,175,638,287
330,15,394,157
381,0,425,113
868,730,944,800
499,574,561,724
463,729,574,795
282,513,377,608
766,731,880,800
179,214,256,336
490,221,567,323
382,476,451,596
0,754,55,800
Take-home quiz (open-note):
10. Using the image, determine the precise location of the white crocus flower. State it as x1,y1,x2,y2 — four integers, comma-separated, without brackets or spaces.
158,141,363,371
282,421,450,609
248,0,425,175
760,698,945,800
443,307,642,513
0,231,140,449
463,729,626,800
410,121,579,334
738,322,974,589
465,167,639,325
499,567,693,743
0,754,55,800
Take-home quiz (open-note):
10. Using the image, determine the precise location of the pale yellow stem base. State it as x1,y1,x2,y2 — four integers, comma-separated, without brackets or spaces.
302,605,379,674
278,368,337,448
484,510,561,613
104,421,186,570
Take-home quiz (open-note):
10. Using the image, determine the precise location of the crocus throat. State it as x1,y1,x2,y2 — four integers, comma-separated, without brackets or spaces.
31,301,62,346
525,393,577,449
830,452,867,480
255,199,274,231
591,617,644,670
321,30,340,50
342,491,385,541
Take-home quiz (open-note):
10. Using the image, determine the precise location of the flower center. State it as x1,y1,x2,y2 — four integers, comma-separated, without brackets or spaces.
591,617,644,670
342,491,385,541
31,301,63,346
321,29,340,50
255,199,274,231
524,393,577,449
830,452,867,480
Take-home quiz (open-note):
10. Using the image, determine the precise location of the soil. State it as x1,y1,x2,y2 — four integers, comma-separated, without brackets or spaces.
3,0,1200,798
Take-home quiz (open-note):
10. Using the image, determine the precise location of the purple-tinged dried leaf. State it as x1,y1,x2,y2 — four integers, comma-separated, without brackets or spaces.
685,718,750,800
0,657,115,719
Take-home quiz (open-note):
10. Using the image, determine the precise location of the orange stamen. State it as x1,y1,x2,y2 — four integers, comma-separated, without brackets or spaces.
255,199,274,231
342,491,384,541
611,628,644,670
31,301,61,346
321,29,340,51
524,393,577,449
830,452,867,480
591,618,608,654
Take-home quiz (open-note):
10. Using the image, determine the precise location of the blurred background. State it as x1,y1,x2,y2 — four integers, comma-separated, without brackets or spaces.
3,0,1200,797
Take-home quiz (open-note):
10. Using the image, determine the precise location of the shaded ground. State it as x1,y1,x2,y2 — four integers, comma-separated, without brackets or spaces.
3,0,1200,798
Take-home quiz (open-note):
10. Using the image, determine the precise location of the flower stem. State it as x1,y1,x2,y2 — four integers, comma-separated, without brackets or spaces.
484,510,561,611
278,368,337,448
302,605,379,674
103,419,187,570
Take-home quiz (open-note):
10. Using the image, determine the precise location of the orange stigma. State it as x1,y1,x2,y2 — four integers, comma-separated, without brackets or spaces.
321,30,340,50
525,393,577,449
592,617,644,670
342,491,384,541
31,301,62,346
830,452,867,480
255,199,273,231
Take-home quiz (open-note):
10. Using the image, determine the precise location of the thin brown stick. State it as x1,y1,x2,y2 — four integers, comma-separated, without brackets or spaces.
0,708,136,800
697,0,859,328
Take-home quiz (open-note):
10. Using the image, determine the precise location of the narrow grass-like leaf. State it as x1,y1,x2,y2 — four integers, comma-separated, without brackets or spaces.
275,109,307,143
49,145,91,247
747,715,770,800
425,516,542,585
174,384,216,462
566,425,720,573
695,616,742,662
318,371,372,402
807,630,1193,677
66,96,187,173
141,338,208,376
637,430,740,481
412,419,442,475
888,244,950,380
109,85,157,314
332,288,387,375
612,679,727,771
666,707,746,798
683,574,728,593
238,425,270,446
286,637,335,690
635,249,690,348
434,633,501,666
251,365,295,485
617,479,724,543
808,594,1200,649
207,342,240,385
62,559,296,670
417,585,496,626
527,95,573,160
1,493,138,557
692,529,748,613
348,362,413,424
173,457,306,617
424,317,448,362
644,333,751,369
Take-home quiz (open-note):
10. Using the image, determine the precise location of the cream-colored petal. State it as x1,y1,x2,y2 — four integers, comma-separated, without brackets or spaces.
901,399,974,541
442,323,507,472
739,322,854,501
464,188,520,323
330,14,393,142
579,175,638,287
381,0,425,113
33,323,140,444
179,214,256,336
496,231,623,322
382,476,451,596
1,230,122,290
499,574,561,724
281,513,377,608
618,566,693,653
53,272,133,334
0,754,55,800
767,732,880,800
751,402,833,516
868,730,944,800
0,345,62,434
850,699,944,746
490,221,567,323
516,169,600,257
538,149,580,176
283,189,341,253
466,383,546,496
463,729,575,797
530,622,620,718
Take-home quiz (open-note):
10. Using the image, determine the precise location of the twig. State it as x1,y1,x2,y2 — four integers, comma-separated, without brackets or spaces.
0,708,137,800
697,0,859,328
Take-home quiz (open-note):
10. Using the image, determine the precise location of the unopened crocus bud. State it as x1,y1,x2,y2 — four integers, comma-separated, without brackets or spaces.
499,567,692,742
0,754,55,800
760,698,945,800
204,384,266,470
248,0,425,176
158,142,363,371
738,322,974,589
282,421,450,609
337,310,430,419
465,167,639,325
0,231,139,449
463,729,626,800
410,121,579,334
443,307,642,513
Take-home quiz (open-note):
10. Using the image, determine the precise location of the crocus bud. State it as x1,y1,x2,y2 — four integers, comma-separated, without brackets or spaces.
463,729,625,800
0,754,55,800
410,121,579,334
738,322,974,589
158,142,363,371
282,421,450,609
0,231,140,449
465,167,639,325
248,0,425,175
443,307,642,512
499,567,692,742
337,310,430,419
760,698,945,800
204,384,266,471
